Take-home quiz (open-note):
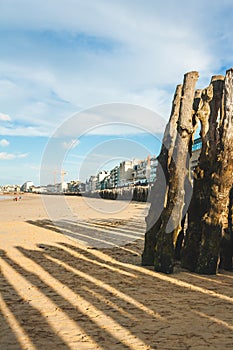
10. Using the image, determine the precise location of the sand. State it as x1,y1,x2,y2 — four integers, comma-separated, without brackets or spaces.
0,194,233,349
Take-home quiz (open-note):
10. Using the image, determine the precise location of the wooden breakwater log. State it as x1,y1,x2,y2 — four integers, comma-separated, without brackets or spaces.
141,84,182,266
195,69,233,274
225,187,233,270
181,75,225,272
132,186,148,202
143,68,233,274
173,88,203,261
153,71,199,274
84,186,149,202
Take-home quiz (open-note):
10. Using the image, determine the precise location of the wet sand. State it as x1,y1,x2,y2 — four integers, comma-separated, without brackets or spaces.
0,194,233,349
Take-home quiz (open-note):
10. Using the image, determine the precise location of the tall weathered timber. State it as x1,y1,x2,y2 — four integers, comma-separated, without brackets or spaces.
141,84,182,265
142,68,233,274
153,71,199,273
174,88,202,261
181,75,225,271
223,186,233,270
196,68,233,274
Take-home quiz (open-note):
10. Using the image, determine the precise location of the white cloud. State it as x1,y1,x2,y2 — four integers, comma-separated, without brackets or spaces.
62,139,80,150
0,139,10,147
0,113,11,121
54,104,167,138
17,153,28,158
0,125,49,137
0,152,15,160
0,152,28,160
0,1,232,137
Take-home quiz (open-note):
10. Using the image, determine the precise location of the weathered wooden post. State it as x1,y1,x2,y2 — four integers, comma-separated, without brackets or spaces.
153,71,199,273
181,75,225,271
196,69,233,274
142,68,233,274
174,88,202,261
141,84,182,265
222,186,233,270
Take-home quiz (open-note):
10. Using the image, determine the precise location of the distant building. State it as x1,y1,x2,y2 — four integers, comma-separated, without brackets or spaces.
29,185,47,193
96,170,109,190
100,174,111,190
86,175,98,192
67,181,80,193
133,159,147,184
148,156,158,183
109,166,119,188
21,181,34,192
56,182,68,192
132,155,157,185
46,184,56,193
1,184,21,193
45,182,68,193
118,161,135,187
78,182,86,192
191,137,202,170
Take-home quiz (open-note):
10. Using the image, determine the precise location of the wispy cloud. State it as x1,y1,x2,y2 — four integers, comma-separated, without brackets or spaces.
1,1,231,137
0,139,10,147
62,139,80,150
0,113,11,121
1,1,233,185
18,153,28,158
0,152,28,160
0,125,49,137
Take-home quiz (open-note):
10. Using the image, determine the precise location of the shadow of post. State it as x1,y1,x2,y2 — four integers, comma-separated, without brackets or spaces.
0,249,70,349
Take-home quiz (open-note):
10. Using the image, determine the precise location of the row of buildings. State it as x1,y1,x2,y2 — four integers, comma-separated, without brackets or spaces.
85,138,202,193
0,184,21,193
17,155,158,194
22,180,85,194
0,181,40,194
1,139,202,195
85,155,158,192
0,181,82,194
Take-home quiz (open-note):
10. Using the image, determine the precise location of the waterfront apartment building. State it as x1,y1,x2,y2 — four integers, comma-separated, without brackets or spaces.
109,166,119,188
86,175,98,192
96,170,110,190
21,181,34,192
0,184,21,193
191,137,202,170
148,156,158,183
132,155,157,185
118,160,134,187
85,155,158,192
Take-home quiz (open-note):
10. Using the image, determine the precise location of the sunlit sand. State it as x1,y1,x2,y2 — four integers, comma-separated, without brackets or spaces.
1,194,233,349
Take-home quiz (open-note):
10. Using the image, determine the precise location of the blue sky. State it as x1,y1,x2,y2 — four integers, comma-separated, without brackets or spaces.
0,0,233,185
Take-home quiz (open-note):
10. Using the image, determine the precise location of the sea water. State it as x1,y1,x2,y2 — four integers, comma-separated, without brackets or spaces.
0,195,14,201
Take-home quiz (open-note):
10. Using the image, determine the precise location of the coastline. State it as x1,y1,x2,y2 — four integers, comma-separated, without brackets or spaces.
0,195,15,201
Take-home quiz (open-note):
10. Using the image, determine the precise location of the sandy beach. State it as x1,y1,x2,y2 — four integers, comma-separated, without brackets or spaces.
0,194,233,349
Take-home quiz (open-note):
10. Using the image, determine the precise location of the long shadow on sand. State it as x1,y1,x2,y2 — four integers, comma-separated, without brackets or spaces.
0,306,22,349
1,218,233,349
0,249,70,349
26,218,144,261
15,243,165,349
